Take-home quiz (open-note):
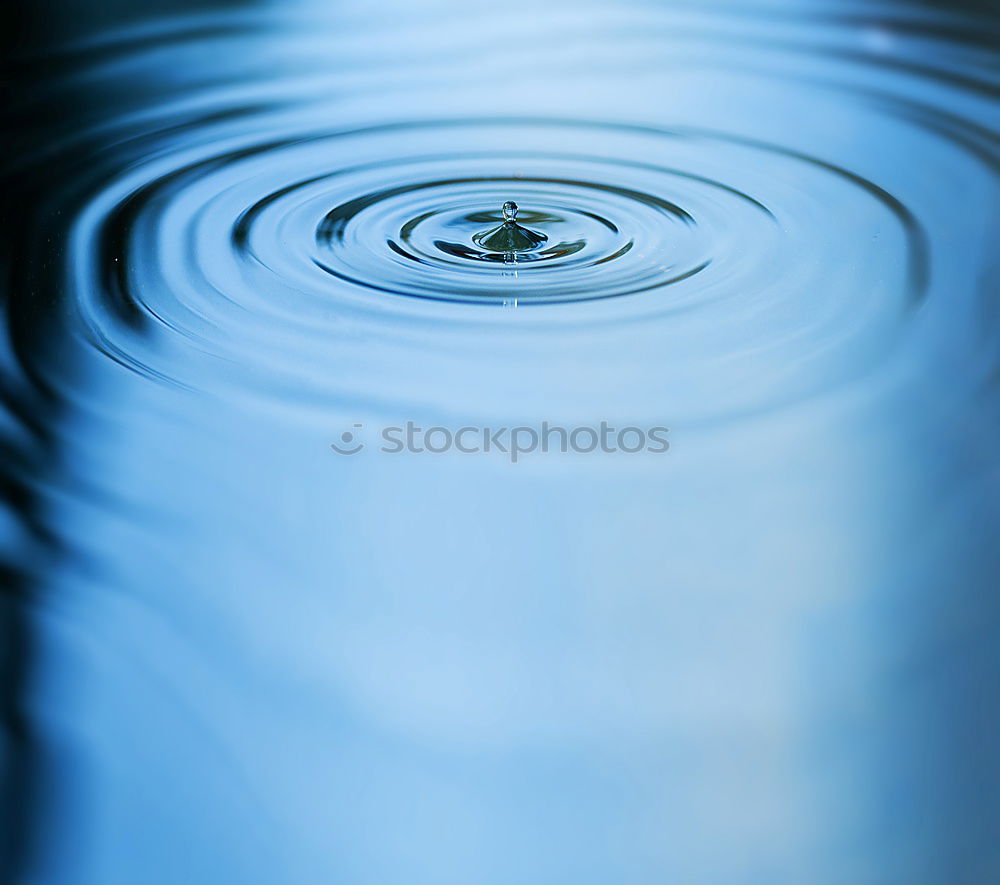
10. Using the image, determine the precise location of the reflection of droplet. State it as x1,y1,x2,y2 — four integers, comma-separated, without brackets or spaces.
474,201,548,253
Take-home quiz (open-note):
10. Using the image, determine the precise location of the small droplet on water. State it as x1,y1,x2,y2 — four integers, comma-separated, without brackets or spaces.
474,200,548,254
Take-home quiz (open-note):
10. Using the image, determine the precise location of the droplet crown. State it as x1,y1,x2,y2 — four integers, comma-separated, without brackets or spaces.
473,201,547,253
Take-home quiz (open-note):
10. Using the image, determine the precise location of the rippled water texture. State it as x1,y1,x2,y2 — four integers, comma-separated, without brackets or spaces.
2,1,999,882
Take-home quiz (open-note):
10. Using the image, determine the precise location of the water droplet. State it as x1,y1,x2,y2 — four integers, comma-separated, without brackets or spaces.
473,201,548,254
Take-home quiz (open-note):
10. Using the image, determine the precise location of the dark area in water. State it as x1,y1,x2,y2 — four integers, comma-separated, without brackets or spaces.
1,0,999,882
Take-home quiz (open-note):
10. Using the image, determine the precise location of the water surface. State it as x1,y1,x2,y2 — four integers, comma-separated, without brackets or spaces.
1,1,999,882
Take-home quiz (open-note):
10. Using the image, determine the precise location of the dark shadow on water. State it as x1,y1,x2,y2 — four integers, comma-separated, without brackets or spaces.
1,3,267,880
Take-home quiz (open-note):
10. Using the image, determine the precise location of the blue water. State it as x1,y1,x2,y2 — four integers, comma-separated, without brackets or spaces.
1,0,999,882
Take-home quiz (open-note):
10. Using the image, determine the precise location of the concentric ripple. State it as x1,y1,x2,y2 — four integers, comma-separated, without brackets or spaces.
235,134,762,304
309,163,707,303
84,116,917,316
94,116,917,321
4,0,998,422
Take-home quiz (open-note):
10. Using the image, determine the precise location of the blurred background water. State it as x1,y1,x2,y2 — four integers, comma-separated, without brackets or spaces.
1,0,999,882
